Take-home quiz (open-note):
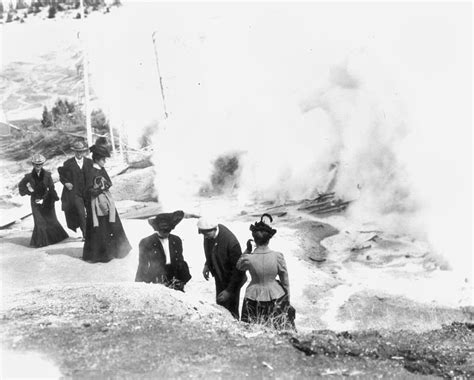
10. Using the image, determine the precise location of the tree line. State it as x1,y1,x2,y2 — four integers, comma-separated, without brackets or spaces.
1,0,121,22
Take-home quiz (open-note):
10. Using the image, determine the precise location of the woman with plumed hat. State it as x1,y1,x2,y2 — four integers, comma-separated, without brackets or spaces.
18,154,69,247
82,142,131,262
135,210,191,291
237,214,295,330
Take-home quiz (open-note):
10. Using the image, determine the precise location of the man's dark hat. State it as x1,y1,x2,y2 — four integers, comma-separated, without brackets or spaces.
148,210,185,232
71,141,88,151
89,143,111,158
250,213,277,237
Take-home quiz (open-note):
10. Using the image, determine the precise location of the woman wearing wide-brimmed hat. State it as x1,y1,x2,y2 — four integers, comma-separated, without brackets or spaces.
135,210,191,291
82,141,131,263
237,214,295,330
18,154,69,247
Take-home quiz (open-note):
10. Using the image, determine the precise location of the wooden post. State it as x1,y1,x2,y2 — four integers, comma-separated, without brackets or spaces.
109,123,116,154
79,0,93,147
152,31,169,119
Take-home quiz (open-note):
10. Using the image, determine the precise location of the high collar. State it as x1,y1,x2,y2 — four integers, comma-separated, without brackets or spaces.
31,168,44,180
253,245,271,254
154,231,170,239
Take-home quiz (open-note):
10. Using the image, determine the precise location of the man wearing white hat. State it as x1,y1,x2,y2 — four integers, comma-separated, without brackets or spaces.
58,140,93,240
197,217,247,319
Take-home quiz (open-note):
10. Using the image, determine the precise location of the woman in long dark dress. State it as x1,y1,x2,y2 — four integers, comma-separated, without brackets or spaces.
18,154,69,247
82,143,131,263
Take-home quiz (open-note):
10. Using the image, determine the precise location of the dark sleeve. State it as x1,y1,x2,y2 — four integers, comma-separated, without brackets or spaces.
58,161,70,185
102,168,112,188
203,240,210,268
236,254,251,271
45,172,59,201
18,174,32,196
174,237,191,284
135,239,149,282
277,252,290,300
225,239,246,294
175,237,184,261
84,168,102,198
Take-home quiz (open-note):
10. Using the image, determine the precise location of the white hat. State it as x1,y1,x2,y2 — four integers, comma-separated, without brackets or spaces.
197,216,218,233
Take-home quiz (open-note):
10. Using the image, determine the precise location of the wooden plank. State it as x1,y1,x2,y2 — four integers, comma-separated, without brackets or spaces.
298,198,335,211
0,209,32,229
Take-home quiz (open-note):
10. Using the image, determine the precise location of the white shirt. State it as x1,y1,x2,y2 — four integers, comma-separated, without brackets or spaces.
75,157,84,170
156,233,171,264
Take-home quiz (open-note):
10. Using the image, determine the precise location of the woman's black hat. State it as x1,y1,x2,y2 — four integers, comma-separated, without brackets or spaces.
148,210,185,232
89,144,111,158
250,213,277,237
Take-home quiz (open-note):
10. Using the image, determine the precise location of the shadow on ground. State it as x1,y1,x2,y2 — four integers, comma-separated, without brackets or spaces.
45,246,83,260
1,235,31,248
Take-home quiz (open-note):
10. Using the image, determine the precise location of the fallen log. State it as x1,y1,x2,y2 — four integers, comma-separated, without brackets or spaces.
310,203,350,215
298,198,335,211
313,192,335,201
304,200,350,213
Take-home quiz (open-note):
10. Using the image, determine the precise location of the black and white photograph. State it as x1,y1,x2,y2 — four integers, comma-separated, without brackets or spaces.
0,0,472,378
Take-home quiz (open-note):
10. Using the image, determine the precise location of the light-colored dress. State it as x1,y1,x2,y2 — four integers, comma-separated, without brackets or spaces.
237,246,294,329
237,247,290,301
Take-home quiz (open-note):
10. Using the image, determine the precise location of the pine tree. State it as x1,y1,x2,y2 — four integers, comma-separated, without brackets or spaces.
48,5,56,18
41,106,53,128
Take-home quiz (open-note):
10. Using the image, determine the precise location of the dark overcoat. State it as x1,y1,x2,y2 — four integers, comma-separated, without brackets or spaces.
135,233,191,291
18,169,68,247
203,224,247,318
58,156,93,232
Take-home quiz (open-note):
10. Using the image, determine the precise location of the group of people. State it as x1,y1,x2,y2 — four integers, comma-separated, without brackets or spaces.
19,139,131,262
19,139,295,329
135,211,295,329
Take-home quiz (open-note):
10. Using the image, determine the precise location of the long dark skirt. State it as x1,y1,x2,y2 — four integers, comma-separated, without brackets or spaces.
30,202,69,248
82,211,131,263
241,295,296,330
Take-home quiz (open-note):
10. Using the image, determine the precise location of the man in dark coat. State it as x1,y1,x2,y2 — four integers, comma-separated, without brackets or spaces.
135,210,191,291
58,140,93,239
198,217,247,319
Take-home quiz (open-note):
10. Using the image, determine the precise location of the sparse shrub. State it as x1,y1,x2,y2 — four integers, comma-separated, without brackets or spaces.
139,121,158,149
32,2,42,13
41,106,53,128
52,99,68,120
47,5,56,18
6,12,13,22
16,0,28,10
91,109,109,136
